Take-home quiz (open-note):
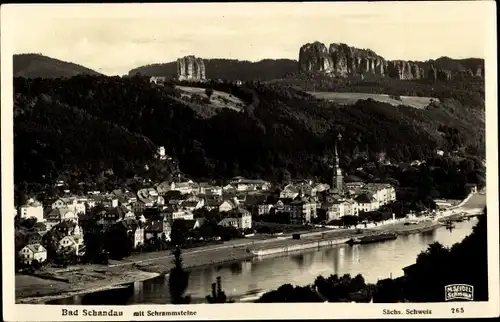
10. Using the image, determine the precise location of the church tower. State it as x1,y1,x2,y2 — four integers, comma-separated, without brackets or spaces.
332,133,344,195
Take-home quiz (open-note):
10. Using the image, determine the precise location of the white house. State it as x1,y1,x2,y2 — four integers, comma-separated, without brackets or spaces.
219,199,239,212
59,235,83,255
280,184,300,199
44,208,78,230
180,198,205,212
162,207,194,221
257,204,274,216
19,199,45,222
361,183,396,206
222,184,237,192
199,183,223,196
232,178,271,192
52,197,86,215
18,244,47,265
355,193,379,213
218,208,252,230
170,182,194,195
150,76,166,85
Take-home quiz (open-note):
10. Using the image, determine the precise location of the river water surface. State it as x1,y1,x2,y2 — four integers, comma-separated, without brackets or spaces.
50,216,481,305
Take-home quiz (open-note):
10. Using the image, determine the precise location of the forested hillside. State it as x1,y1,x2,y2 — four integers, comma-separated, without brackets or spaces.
129,58,298,81
14,75,485,192
13,54,102,78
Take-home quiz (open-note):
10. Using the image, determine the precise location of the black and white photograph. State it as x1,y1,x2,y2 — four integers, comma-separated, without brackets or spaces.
1,1,498,320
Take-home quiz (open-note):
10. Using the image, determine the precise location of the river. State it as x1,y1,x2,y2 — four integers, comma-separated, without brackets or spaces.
49,216,480,305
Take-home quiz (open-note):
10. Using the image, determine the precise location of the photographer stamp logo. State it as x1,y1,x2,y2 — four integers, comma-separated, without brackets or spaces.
445,284,474,301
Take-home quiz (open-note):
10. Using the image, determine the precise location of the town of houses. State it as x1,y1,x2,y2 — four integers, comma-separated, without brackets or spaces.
15,145,397,267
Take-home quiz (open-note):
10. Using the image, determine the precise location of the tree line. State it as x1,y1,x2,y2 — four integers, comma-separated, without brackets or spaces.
14,75,484,201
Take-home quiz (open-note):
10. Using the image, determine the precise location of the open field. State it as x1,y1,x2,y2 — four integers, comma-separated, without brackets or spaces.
308,92,439,109
176,85,245,112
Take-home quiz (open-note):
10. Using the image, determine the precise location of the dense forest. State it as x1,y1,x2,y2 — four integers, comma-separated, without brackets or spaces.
13,54,102,78
14,74,485,199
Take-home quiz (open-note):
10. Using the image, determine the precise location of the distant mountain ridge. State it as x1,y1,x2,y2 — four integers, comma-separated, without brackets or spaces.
13,54,102,78
129,56,483,82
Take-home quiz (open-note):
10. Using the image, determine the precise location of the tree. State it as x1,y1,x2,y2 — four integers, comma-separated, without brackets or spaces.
31,259,41,270
20,217,38,230
205,88,214,99
170,219,188,247
34,221,47,232
41,229,63,259
168,246,191,304
206,276,233,303
104,224,132,260
257,284,323,303
84,230,105,263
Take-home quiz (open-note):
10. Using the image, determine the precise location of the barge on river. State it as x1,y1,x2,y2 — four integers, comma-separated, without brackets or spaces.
346,233,398,245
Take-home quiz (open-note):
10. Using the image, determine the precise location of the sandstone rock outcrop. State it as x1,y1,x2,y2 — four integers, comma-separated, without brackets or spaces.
428,64,452,81
177,55,206,81
299,42,392,78
298,42,334,75
475,65,484,78
386,60,424,80
298,41,426,80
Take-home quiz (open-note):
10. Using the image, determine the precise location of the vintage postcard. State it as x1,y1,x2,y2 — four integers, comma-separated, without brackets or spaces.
1,1,498,320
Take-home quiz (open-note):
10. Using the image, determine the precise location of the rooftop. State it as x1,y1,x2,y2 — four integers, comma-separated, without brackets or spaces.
26,243,46,253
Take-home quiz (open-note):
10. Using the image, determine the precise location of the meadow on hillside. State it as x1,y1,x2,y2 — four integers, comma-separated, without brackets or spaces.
308,92,439,109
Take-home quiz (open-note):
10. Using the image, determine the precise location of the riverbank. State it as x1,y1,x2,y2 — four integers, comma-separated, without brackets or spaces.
15,219,443,304
16,191,484,304
16,266,159,304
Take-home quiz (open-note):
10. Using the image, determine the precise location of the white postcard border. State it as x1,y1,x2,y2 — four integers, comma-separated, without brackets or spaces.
2,2,499,321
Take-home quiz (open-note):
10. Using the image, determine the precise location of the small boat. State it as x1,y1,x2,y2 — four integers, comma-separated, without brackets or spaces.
346,233,398,245
445,221,455,229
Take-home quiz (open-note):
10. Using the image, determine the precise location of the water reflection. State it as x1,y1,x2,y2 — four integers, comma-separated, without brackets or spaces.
49,218,479,304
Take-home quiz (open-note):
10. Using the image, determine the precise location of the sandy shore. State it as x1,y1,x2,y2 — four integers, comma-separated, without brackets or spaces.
16,267,159,304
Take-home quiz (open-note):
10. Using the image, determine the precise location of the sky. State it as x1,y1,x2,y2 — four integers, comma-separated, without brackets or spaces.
2,2,495,76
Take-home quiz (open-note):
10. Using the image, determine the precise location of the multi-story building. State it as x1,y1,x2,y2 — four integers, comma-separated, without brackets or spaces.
18,244,47,265
44,208,79,230
162,206,194,221
218,208,252,230
231,177,271,192
355,193,379,213
284,196,317,225
19,199,44,222
361,183,396,206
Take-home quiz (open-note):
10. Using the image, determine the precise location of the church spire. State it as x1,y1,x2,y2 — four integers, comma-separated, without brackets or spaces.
332,133,344,194
334,133,341,169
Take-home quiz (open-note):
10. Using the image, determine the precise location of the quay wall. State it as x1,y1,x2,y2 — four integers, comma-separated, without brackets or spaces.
252,238,350,256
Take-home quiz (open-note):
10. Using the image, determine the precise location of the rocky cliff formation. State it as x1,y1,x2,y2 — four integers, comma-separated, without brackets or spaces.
177,55,206,81
299,42,395,78
297,41,476,81
475,65,484,78
427,64,452,81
